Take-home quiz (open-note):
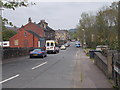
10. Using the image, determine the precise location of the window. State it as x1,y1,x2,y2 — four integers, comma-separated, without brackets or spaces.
55,43,58,46
24,32,27,37
47,42,49,46
14,40,19,45
51,42,54,46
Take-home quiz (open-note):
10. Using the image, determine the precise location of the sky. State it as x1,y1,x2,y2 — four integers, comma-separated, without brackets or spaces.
2,1,118,30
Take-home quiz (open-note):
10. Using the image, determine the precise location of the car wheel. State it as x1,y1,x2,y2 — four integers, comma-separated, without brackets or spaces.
41,55,44,58
30,56,33,58
45,54,47,57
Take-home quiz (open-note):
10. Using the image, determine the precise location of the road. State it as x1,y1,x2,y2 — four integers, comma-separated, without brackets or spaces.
2,42,112,88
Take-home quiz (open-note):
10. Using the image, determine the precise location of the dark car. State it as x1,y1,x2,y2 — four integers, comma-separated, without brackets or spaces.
29,49,47,58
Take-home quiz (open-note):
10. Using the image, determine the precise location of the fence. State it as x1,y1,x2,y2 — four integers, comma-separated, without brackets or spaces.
94,50,120,89
113,53,120,89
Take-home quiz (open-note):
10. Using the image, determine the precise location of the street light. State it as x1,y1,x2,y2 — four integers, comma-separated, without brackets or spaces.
82,29,86,48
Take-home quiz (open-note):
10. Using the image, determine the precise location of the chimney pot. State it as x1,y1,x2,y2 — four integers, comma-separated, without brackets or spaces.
28,17,32,23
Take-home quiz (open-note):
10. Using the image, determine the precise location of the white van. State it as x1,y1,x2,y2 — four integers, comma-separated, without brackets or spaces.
45,40,59,53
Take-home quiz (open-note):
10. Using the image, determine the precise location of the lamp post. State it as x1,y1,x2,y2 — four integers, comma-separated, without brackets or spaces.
82,29,86,48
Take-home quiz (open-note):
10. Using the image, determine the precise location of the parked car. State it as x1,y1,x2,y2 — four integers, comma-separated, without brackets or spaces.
65,43,70,47
65,43,69,47
45,40,59,54
75,44,81,48
56,46,60,53
96,45,109,51
60,45,66,50
71,39,76,42
29,49,47,58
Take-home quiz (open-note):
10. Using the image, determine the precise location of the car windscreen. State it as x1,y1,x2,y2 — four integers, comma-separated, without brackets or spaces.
33,49,42,52
46,42,49,46
51,42,54,46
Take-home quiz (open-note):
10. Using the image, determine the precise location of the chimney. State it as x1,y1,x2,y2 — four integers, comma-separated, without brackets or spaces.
28,17,32,23
21,25,24,27
41,20,45,23
39,20,48,29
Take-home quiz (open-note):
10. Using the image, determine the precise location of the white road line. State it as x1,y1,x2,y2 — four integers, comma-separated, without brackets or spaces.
32,62,47,70
0,74,20,84
76,51,78,57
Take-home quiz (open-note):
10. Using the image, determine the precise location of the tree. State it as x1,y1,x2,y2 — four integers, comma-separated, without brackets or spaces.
2,27,17,41
0,0,35,10
0,0,35,26
76,2,119,49
0,0,35,42
77,13,96,48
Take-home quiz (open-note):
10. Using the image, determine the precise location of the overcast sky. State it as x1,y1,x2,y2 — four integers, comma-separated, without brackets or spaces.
2,1,116,30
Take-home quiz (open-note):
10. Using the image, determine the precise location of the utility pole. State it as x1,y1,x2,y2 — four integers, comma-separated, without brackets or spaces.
0,6,3,90
118,1,120,54
117,1,120,89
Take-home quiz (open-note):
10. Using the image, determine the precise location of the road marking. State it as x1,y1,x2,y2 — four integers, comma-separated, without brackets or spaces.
76,51,78,57
0,74,20,84
80,72,83,82
32,62,47,70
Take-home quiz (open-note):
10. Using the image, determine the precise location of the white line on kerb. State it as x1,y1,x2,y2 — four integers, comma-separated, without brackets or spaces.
32,62,47,70
0,74,20,84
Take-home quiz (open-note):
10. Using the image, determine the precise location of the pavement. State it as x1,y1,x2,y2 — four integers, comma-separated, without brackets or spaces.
2,42,112,88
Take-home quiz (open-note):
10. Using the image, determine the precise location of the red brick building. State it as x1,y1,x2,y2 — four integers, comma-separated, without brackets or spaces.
10,18,45,48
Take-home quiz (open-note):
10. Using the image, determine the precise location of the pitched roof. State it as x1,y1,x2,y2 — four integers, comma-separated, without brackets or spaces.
26,30,41,38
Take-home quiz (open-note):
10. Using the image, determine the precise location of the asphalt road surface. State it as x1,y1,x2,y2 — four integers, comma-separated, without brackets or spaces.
2,42,112,88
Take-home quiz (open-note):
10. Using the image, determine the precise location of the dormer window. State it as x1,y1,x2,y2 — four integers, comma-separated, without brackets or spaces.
24,32,27,37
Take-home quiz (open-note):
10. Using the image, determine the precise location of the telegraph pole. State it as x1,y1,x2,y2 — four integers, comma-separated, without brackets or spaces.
118,1,120,54
0,6,3,90
117,1,120,89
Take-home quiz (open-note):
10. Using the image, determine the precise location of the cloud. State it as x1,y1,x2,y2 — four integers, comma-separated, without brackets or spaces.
3,2,111,29
29,0,119,2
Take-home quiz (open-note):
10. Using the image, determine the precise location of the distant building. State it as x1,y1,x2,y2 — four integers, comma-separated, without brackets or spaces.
10,18,45,48
37,20,55,40
55,30,69,41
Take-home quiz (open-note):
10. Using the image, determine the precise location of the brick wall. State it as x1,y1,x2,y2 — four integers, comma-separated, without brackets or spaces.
10,22,44,48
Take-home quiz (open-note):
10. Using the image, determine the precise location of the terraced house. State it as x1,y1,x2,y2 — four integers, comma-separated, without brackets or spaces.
38,20,55,40
55,30,69,41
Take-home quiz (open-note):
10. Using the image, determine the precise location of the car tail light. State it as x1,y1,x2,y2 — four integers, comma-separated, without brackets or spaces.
54,47,56,49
